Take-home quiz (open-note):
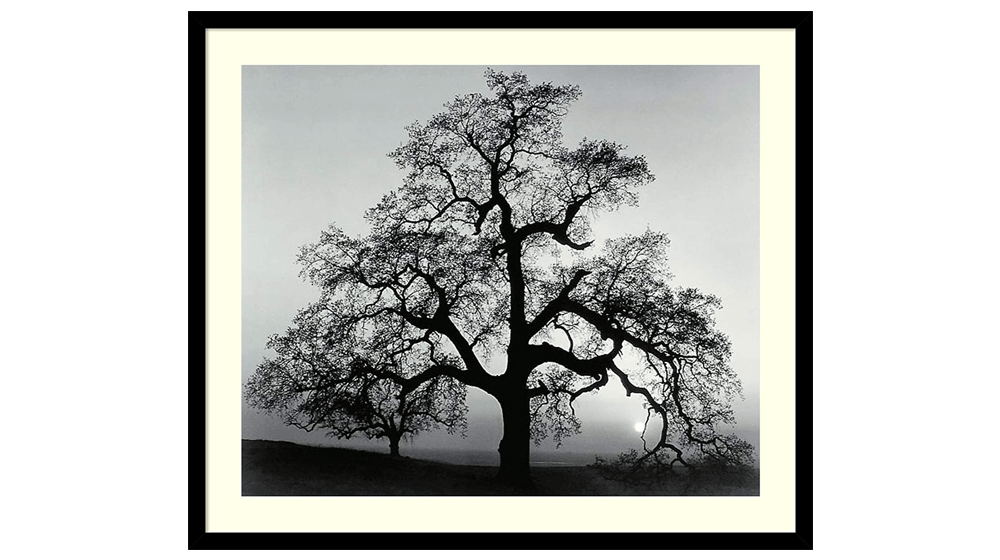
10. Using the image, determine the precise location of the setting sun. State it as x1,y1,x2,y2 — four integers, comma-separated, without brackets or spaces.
634,422,645,433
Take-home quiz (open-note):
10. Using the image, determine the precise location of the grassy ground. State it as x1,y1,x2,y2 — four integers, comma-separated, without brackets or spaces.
242,440,759,496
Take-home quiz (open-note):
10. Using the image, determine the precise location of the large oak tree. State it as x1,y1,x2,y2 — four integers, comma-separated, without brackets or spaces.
245,70,752,488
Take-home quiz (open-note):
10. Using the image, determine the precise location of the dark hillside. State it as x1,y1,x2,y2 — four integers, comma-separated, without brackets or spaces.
242,440,759,496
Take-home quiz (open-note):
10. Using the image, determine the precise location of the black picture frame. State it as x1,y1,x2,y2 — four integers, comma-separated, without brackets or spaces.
189,11,813,550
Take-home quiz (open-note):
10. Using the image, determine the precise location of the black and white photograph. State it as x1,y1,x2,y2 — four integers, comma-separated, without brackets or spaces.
240,65,761,496
10,0,1000,557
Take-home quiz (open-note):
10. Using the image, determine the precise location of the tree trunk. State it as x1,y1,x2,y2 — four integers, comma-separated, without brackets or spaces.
388,433,401,457
496,391,534,490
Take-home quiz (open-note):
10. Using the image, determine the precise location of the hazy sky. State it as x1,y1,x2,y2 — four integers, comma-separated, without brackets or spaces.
242,65,759,461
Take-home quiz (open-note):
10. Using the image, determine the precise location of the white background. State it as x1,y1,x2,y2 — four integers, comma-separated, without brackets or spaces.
2,0,998,558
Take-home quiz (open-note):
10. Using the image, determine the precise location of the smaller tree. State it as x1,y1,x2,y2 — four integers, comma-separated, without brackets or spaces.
245,300,468,456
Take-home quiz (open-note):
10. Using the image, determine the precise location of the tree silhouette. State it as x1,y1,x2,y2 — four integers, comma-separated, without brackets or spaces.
245,69,752,488
245,302,467,456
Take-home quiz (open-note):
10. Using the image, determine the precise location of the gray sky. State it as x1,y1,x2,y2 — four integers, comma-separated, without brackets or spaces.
242,65,759,461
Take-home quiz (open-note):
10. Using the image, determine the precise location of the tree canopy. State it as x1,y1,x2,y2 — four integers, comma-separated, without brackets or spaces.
245,69,752,487
245,300,467,456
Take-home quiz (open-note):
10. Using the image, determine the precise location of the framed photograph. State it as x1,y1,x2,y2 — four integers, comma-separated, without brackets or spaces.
190,11,813,550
